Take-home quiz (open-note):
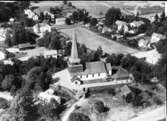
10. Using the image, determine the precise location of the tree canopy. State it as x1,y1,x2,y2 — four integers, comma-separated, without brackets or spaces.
105,7,121,26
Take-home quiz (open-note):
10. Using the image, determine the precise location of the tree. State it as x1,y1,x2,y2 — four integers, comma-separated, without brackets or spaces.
160,11,165,22
0,98,9,109
63,0,68,5
154,14,159,22
93,100,106,113
1,74,15,90
90,18,98,27
68,2,72,6
26,66,51,91
105,7,121,27
72,11,79,23
5,30,13,47
9,89,39,121
38,99,60,120
69,113,91,121
10,23,36,46
65,18,71,25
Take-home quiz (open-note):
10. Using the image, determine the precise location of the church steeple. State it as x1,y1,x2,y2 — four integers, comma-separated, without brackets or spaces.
68,29,80,65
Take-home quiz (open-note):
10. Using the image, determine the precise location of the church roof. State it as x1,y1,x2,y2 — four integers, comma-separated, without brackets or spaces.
69,29,80,64
70,61,107,76
83,61,106,74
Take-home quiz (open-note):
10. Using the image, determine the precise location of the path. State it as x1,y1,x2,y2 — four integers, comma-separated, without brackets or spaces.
128,105,166,121
61,98,88,121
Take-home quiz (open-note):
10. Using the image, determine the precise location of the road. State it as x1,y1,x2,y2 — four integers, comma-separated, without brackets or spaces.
77,79,132,89
60,27,139,55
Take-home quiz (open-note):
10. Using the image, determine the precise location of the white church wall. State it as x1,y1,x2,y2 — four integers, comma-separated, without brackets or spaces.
80,73,107,81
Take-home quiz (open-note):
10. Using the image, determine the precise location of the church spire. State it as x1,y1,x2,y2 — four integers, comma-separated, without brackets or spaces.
69,29,80,65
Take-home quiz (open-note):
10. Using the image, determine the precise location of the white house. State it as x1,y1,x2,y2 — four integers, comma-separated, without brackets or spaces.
101,26,112,34
138,36,151,49
0,28,7,42
3,59,14,65
43,50,57,58
43,10,55,19
0,51,6,61
150,32,166,44
33,23,51,37
6,47,20,53
130,21,144,28
55,17,66,25
115,20,129,33
37,92,61,104
24,9,39,21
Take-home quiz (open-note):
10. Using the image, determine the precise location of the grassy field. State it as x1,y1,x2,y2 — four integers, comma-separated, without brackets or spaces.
60,27,139,55
31,1,164,18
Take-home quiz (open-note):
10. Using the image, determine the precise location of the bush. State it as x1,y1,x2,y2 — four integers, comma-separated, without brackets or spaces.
153,95,163,105
93,100,107,113
0,98,9,109
69,113,91,121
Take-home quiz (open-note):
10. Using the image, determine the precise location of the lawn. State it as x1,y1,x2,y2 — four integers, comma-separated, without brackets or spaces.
60,27,139,55
31,1,164,19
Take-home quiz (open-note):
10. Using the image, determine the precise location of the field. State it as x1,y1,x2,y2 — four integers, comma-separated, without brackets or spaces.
31,1,164,18
60,27,139,55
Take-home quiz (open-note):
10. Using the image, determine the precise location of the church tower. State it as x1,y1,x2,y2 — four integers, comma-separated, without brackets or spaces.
68,29,83,74
68,29,81,66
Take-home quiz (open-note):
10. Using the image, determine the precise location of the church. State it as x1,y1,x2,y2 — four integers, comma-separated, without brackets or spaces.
67,30,133,84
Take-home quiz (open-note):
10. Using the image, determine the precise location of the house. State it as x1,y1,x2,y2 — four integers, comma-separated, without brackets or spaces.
24,9,39,21
55,17,66,25
111,34,124,40
150,32,166,44
101,26,112,34
120,85,131,97
6,47,20,53
111,66,133,80
0,28,7,42
43,50,57,58
33,23,51,37
115,20,129,33
59,4,77,17
43,10,55,19
3,59,14,65
17,43,36,50
37,92,61,104
0,51,6,61
130,21,144,28
138,36,151,49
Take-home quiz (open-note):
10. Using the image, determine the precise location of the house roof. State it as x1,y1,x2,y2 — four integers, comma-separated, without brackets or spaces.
106,63,112,71
120,85,131,96
115,20,127,25
130,21,144,26
112,66,129,78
